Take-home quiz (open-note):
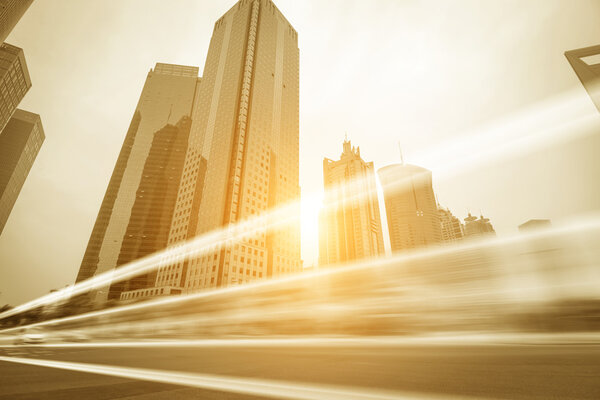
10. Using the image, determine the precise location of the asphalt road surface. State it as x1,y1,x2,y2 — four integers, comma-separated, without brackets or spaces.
1,340,599,399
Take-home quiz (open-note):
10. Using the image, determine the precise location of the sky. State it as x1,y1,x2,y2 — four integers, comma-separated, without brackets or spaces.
1,0,599,307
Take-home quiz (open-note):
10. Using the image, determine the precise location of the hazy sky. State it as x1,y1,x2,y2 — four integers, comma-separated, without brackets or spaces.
1,0,599,307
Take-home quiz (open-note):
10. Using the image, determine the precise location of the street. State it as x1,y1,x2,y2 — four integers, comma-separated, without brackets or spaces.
1,339,599,399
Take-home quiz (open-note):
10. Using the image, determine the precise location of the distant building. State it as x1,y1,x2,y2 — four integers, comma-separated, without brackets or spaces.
438,207,464,243
0,43,31,131
378,163,442,252
0,109,43,234
0,0,34,43
319,139,385,266
565,44,600,113
75,63,200,303
463,213,496,238
518,219,551,232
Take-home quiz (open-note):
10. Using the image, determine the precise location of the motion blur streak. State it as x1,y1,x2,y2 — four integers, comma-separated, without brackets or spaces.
1,87,597,323
2,333,598,349
0,355,461,400
415,88,597,173
1,213,598,340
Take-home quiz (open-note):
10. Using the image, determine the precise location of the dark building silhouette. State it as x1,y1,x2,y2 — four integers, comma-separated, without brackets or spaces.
0,42,31,131
565,44,600,113
0,108,43,234
0,0,34,43
109,116,192,300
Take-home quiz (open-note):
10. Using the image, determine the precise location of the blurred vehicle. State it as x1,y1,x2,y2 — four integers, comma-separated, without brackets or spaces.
13,328,46,345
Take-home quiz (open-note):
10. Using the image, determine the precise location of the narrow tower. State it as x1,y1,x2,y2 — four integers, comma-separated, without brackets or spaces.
319,139,385,265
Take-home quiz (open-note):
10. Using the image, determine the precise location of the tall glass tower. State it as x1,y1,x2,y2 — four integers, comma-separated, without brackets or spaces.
157,0,301,293
0,108,43,235
378,163,442,252
76,63,200,303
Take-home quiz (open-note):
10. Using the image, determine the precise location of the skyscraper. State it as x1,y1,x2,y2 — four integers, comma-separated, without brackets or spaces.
438,207,464,243
565,44,600,113
109,116,192,300
76,63,200,303
0,42,31,131
0,108,43,234
378,163,442,252
0,0,34,43
463,213,496,238
156,0,301,293
319,139,384,266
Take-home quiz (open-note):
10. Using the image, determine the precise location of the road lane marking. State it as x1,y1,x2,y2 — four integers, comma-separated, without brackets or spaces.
0,355,480,400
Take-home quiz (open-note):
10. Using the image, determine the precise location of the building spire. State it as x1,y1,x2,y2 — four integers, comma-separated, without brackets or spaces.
398,141,405,165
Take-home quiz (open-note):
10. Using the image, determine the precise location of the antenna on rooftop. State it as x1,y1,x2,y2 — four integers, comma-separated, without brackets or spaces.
398,141,405,165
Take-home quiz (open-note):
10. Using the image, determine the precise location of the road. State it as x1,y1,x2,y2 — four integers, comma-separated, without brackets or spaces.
1,339,600,399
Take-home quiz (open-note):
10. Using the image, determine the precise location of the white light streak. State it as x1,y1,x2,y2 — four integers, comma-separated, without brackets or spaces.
1,88,598,325
1,213,598,335
0,355,468,400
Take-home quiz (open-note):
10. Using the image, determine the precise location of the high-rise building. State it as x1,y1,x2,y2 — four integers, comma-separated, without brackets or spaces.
438,207,463,243
378,163,442,252
155,0,301,294
0,0,34,43
0,42,31,131
565,44,600,113
463,213,496,238
319,139,384,266
0,108,43,234
109,116,192,301
76,63,200,303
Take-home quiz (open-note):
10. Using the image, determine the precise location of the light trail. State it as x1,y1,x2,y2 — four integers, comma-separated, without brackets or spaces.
2,332,599,350
413,88,599,174
1,213,598,335
0,355,476,400
1,87,598,323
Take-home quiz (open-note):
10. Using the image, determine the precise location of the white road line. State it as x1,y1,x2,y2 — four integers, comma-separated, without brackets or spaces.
0,355,476,400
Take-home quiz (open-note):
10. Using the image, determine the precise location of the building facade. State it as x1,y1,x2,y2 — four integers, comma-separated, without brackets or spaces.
565,44,600,113
319,139,384,266
0,0,34,43
463,213,496,238
438,207,464,243
76,63,200,303
109,116,192,300
155,0,301,294
378,163,442,252
0,43,31,132
0,108,43,234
